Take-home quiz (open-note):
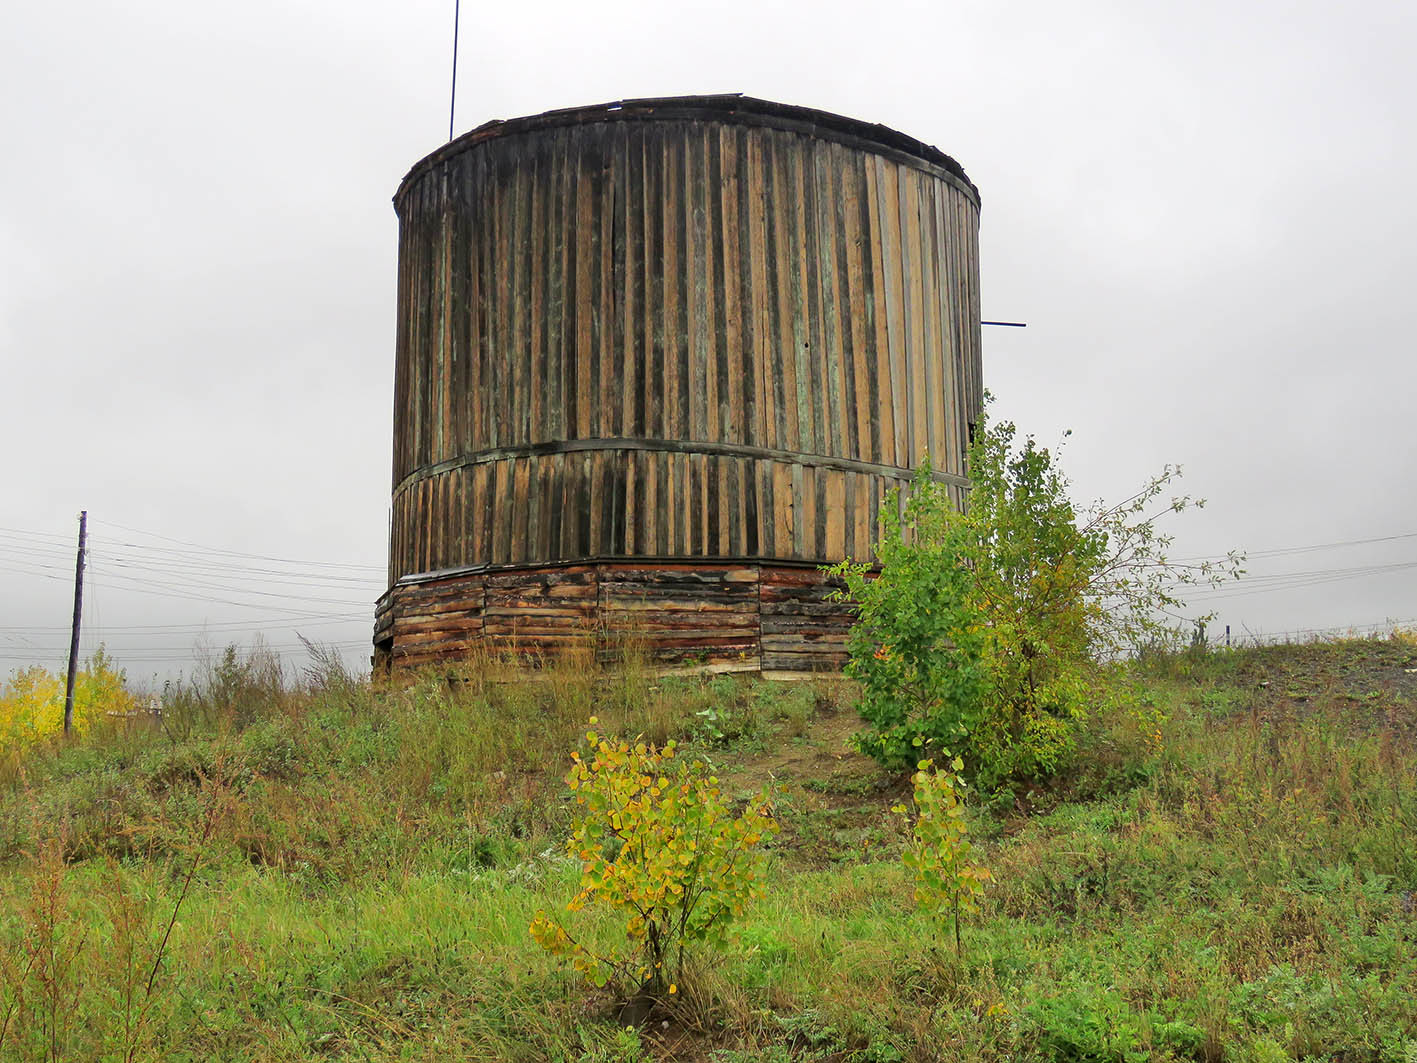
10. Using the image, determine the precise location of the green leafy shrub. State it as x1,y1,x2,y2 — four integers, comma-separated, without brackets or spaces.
895,758,991,955
827,461,985,771
832,406,1240,786
1022,989,1150,1063
530,722,777,996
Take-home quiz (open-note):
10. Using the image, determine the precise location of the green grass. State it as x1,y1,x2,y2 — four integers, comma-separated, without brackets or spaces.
1,636,1415,1061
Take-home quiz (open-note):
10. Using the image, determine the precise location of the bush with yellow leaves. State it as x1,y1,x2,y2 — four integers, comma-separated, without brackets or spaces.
0,647,137,754
530,722,777,997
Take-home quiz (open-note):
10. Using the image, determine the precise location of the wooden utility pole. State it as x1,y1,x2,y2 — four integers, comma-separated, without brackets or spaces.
63,510,87,736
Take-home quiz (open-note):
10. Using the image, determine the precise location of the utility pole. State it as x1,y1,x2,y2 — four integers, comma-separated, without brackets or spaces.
63,510,87,736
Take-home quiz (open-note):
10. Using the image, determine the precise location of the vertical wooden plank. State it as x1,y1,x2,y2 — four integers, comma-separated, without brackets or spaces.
560,130,581,443
655,450,670,556
576,452,592,557
723,457,738,556
680,453,694,556
541,453,560,561
542,132,562,442
539,457,556,562
660,133,680,442
439,204,454,462
407,186,424,471
514,455,535,564
866,158,900,467
512,459,531,563
493,458,513,563
915,173,940,466
770,135,797,453
969,191,982,436
471,464,487,571
791,141,817,454
899,166,926,469
419,478,431,573
462,158,480,455
791,464,809,559
850,471,869,561
490,159,511,449
710,126,733,445
933,184,958,475
576,142,594,439
689,451,704,556
815,464,830,559
952,188,971,476
745,128,770,451
825,470,846,559
878,158,909,468
528,139,547,445
391,213,410,488
666,452,679,556
597,131,616,440
475,153,494,455
407,480,417,575
826,144,858,464
601,450,618,555
561,453,576,560
646,128,665,440
513,153,532,447
819,142,848,460
842,151,874,465
388,494,399,584
673,133,692,446
427,475,439,571
587,450,603,555
456,467,466,569
619,124,640,438
660,452,675,556
697,126,719,447
471,461,487,566
688,125,710,445
441,472,452,569
624,450,639,554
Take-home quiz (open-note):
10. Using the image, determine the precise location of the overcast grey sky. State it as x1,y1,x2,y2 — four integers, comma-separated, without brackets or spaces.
3,0,1414,683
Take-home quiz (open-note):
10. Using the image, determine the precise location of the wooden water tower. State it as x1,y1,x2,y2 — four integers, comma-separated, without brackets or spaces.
374,95,982,671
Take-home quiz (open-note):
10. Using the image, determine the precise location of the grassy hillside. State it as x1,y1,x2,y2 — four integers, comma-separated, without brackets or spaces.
1,638,1414,1062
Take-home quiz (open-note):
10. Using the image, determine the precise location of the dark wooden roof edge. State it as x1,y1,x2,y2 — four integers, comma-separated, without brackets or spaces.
394,94,979,210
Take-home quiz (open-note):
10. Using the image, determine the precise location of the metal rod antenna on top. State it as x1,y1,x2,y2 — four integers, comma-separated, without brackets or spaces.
448,0,460,141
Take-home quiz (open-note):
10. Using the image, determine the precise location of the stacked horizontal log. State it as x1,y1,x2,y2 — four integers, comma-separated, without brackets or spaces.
484,566,599,656
373,561,857,673
374,574,484,664
600,565,761,664
760,567,852,672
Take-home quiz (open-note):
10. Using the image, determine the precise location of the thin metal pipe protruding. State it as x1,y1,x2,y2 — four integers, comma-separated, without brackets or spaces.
448,0,460,142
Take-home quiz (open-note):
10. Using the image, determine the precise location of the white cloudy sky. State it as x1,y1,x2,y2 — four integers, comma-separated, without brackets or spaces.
3,0,1414,683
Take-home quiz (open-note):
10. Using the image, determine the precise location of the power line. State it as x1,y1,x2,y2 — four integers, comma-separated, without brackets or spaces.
1188,560,1417,601
1177,529,1417,564
0,614,365,634
94,520,383,571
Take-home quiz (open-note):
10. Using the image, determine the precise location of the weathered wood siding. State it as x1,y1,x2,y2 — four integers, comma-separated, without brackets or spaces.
380,96,982,670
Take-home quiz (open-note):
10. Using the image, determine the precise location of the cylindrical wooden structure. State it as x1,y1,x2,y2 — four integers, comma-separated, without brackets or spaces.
375,95,982,671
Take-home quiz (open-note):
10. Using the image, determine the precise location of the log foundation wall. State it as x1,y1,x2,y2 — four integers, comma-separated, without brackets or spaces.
373,561,852,673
